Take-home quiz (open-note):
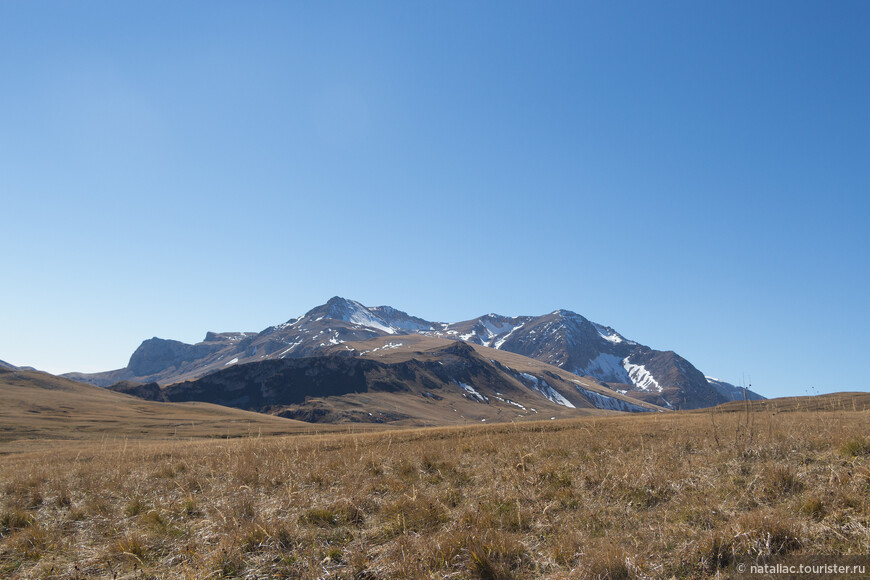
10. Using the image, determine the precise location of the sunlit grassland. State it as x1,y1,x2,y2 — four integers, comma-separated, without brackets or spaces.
1,397,869,578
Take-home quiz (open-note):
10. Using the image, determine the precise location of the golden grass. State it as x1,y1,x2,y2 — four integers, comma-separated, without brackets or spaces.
700,391,870,414
1,403,869,578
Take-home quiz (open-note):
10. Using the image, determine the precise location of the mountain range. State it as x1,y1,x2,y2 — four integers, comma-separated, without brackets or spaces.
62,297,762,419
109,336,664,424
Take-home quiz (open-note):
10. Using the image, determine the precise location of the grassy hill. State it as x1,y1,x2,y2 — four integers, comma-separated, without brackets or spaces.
0,367,375,448
706,391,870,414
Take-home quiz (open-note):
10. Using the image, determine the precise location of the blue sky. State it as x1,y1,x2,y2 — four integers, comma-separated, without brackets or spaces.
1,2,867,398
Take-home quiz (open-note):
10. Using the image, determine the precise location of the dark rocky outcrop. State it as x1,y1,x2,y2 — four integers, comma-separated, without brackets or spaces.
108,380,166,401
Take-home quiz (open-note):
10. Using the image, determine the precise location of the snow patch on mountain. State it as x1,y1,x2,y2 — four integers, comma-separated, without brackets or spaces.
345,309,395,334
494,393,527,410
592,323,627,344
279,340,303,357
580,353,632,384
361,342,404,354
455,380,488,403
480,319,516,346
623,360,662,392
572,383,653,413
520,373,575,408
494,322,524,349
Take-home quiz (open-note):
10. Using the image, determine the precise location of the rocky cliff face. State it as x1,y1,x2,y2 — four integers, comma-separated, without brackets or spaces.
127,338,226,376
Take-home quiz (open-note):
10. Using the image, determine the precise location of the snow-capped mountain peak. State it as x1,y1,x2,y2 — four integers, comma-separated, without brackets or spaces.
301,297,436,335
316,297,396,334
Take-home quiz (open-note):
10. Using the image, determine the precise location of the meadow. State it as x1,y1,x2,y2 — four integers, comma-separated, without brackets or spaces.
1,395,869,578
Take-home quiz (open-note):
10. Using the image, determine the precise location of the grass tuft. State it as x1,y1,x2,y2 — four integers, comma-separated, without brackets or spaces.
580,542,635,579
762,465,803,498
799,496,824,520
303,507,339,527
1,509,34,534
839,436,870,457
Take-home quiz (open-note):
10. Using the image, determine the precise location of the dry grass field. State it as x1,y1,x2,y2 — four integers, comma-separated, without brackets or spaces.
1,393,869,579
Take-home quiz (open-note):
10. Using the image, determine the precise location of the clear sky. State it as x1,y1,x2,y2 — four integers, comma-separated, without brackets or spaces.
1,2,867,398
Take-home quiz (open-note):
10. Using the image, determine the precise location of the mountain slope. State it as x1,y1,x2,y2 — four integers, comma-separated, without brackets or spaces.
705,376,765,402
65,296,762,409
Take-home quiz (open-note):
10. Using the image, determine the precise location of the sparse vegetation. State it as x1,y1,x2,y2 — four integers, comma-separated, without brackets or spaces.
1,403,869,578
839,435,870,458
